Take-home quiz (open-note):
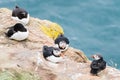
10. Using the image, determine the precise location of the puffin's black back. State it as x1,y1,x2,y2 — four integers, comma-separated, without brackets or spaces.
5,23,27,37
42,46,53,59
13,23,27,32
98,60,106,70
12,6,28,19
55,34,69,44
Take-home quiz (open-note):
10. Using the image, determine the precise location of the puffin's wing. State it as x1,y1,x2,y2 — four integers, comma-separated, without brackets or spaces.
64,37,69,44
42,46,53,58
99,61,106,70
91,60,100,69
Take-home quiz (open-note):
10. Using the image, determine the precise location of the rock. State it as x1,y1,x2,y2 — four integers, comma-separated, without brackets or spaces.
0,8,120,80
0,8,88,62
63,47,89,62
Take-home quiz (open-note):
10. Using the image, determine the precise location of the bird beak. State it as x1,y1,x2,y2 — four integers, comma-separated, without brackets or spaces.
60,52,65,57
91,55,94,58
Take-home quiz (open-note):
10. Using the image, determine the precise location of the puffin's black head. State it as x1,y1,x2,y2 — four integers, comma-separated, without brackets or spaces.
42,46,61,58
12,6,28,19
91,54,103,60
18,11,28,19
13,23,27,32
55,34,69,49
58,34,64,37
55,34,69,44
15,5,19,8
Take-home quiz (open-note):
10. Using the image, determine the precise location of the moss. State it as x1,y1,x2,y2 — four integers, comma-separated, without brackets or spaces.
0,70,41,80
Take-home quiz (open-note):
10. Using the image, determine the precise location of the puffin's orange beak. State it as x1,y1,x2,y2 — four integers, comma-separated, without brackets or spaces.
91,55,94,58
60,53,64,57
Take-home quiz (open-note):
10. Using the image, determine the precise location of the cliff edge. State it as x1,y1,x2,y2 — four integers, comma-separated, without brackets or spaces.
0,8,120,80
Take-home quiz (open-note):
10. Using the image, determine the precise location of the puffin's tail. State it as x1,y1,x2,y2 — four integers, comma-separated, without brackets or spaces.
5,32,8,37
43,45,48,50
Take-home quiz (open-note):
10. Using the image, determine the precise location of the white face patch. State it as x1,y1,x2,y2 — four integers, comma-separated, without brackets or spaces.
59,41,67,49
94,55,100,60
53,49,61,56
11,14,30,25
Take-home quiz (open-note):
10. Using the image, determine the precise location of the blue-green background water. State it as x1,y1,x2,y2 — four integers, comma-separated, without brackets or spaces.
0,0,120,69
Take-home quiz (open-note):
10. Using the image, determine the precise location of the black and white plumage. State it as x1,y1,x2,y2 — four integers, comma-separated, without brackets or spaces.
54,34,69,51
12,6,30,25
90,54,106,76
42,45,63,63
5,23,29,41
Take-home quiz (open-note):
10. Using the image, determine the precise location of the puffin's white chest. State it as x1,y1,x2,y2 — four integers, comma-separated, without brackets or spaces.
46,55,64,63
10,30,29,41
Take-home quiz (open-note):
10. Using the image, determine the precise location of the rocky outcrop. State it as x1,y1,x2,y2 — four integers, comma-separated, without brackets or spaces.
0,8,120,80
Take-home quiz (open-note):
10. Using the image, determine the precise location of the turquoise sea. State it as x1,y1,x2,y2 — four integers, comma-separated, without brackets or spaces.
0,0,120,69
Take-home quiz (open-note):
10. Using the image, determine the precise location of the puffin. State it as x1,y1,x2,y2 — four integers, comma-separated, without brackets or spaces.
11,6,30,25
5,23,29,41
90,54,106,76
42,45,64,63
54,34,69,51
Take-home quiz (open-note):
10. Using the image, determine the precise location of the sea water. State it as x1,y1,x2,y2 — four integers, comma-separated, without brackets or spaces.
0,0,120,69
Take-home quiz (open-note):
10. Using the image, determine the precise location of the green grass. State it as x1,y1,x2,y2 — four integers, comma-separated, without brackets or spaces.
0,70,41,80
